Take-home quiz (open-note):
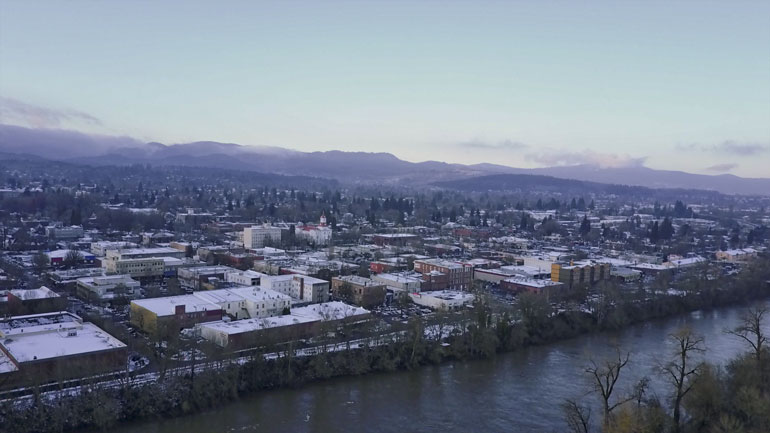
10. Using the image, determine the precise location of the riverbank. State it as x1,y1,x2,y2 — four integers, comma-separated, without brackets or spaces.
2,260,769,433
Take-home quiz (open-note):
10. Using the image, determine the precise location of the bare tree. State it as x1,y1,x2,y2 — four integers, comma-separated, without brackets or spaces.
585,349,633,428
726,304,768,390
661,327,705,433
562,398,591,433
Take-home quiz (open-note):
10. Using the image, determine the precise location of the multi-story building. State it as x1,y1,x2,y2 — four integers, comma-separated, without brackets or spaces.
103,256,165,278
177,265,235,290
76,275,141,302
551,260,611,289
130,295,224,334
129,286,292,333
225,269,266,286
413,259,473,291
45,225,84,240
244,224,283,249
291,275,330,303
372,272,422,293
105,247,185,260
260,274,295,297
294,215,333,246
331,275,386,308
194,286,292,320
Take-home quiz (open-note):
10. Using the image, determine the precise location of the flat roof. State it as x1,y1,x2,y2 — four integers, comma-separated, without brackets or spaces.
199,302,369,335
132,295,222,316
0,313,126,363
502,277,563,288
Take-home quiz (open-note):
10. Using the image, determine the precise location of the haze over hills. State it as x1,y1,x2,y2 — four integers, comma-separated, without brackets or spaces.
1,123,769,195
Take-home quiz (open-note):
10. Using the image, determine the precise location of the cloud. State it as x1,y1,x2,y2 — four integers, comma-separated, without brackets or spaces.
705,163,738,173
526,148,647,169
457,139,528,150
676,140,768,156
0,97,101,129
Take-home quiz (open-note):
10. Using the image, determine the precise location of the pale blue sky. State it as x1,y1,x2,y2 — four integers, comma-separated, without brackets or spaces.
1,1,769,176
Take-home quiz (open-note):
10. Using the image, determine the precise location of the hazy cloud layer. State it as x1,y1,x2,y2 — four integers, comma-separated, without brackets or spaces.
677,140,768,156
526,149,647,169
0,97,101,128
705,163,738,173
457,139,528,150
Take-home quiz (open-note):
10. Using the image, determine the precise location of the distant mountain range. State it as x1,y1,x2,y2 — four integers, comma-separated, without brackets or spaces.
1,123,769,195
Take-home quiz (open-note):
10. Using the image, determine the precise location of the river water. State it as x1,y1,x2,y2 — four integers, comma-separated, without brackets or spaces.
113,301,769,433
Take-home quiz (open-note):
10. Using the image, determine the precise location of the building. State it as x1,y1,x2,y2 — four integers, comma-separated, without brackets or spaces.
45,225,84,240
500,277,565,295
371,233,418,246
103,256,165,279
291,275,330,303
90,241,138,256
0,287,66,316
130,295,224,334
260,274,295,296
46,249,96,266
193,286,292,320
225,269,266,286
76,274,141,302
372,272,422,293
294,215,333,246
0,312,126,385
414,259,473,291
409,290,474,311
105,247,186,260
551,260,611,289
331,275,386,308
142,231,174,246
197,301,370,349
715,248,758,263
177,265,236,291
244,224,283,249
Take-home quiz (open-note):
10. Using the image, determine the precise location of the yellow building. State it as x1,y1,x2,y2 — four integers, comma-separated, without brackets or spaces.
551,261,611,288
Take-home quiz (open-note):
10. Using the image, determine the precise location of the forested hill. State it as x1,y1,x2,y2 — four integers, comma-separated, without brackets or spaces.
433,173,727,201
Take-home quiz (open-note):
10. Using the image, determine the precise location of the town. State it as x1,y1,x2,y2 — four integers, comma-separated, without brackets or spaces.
0,159,768,423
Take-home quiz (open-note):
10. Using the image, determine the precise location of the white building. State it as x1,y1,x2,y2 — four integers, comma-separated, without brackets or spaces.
260,274,295,296
193,286,292,320
372,272,422,293
409,290,475,311
244,224,283,249
197,301,370,348
225,269,266,286
76,274,141,301
291,275,330,303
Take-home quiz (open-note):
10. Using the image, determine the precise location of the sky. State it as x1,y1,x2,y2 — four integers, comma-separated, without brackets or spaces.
1,1,769,177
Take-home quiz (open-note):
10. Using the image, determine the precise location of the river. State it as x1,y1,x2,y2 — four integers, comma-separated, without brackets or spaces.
112,301,769,433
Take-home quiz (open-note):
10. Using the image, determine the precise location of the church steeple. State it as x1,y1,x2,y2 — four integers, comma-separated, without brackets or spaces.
320,211,327,226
